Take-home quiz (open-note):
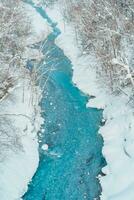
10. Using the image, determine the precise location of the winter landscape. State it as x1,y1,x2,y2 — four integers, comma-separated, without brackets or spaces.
0,0,134,200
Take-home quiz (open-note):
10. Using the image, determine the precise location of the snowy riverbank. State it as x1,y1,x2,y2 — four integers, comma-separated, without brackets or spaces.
0,69,42,200
46,5,134,200
0,2,51,200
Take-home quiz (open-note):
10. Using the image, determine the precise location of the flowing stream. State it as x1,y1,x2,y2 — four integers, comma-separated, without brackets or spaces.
23,2,106,200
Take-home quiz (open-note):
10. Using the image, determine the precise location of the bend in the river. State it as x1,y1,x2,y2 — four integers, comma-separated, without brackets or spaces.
23,1,106,200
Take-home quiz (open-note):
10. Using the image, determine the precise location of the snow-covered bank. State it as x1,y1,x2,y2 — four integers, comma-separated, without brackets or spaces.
46,5,134,200
0,2,51,200
26,3,51,44
24,2,51,61
0,68,42,200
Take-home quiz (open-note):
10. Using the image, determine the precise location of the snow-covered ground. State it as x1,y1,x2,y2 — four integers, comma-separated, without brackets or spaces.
0,3,51,200
26,3,51,44
24,3,51,61
0,68,42,200
46,5,134,200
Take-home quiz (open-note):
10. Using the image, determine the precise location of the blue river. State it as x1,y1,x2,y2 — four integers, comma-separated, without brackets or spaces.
23,1,106,200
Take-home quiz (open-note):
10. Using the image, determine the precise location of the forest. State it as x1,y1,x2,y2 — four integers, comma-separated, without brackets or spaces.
59,0,134,98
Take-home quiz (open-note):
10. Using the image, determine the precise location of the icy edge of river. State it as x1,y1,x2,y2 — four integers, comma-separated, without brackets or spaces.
46,4,134,200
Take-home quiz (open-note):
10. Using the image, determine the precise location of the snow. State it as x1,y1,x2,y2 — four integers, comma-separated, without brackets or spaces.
23,2,51,61
0,68,43,200
26,3,51,44
47,4,134,200
42,144,49,151
0,2,50,200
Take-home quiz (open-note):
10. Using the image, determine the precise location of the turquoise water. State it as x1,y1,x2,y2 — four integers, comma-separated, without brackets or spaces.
23,2,106,200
